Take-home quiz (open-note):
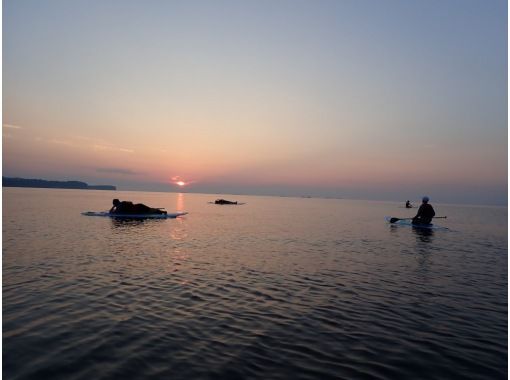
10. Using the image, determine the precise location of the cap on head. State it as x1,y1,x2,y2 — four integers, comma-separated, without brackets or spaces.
113,198,120,205
422,196,429,203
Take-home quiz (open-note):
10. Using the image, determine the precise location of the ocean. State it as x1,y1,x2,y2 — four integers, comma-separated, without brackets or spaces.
3,188,507,379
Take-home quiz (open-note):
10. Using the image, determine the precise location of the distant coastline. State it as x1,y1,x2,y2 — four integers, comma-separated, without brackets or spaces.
2,177,116,191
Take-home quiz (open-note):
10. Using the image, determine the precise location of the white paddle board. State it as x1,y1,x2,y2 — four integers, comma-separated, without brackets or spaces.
82,211,188,219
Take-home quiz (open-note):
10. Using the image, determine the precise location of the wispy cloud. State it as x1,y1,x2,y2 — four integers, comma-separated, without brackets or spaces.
96,168,139,175
3,124,23,129
73,135,97,141
72,136,135,153
93,144,134,153
34,135,135,153
34,137,76,146
49,139,75,146
73,135,105,143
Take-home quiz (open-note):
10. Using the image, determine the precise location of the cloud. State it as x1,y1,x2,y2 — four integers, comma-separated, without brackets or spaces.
3,124,23,129
49,139,75,146
73,135,97,141
70,136,135,153
96,168,139,175
93,144,134,153
33,137,76,146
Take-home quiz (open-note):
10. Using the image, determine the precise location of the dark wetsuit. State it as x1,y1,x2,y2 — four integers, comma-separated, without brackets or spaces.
134,204,166,214
132,203,157,214
412,203,435,224
110,201,135,214
215,199,237,205
110,201,165,214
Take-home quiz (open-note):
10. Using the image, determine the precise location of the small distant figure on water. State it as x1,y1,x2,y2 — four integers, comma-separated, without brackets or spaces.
214,199,237,205
412,196,435,225
405,200,412,208
109,199,167,215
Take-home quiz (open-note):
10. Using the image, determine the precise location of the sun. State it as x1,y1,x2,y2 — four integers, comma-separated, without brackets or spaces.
172,176,189,187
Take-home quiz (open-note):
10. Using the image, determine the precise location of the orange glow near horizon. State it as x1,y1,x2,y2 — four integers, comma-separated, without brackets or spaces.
176,181,186,187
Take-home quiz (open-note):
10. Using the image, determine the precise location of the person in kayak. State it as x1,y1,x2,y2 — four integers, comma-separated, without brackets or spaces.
412,196,435,224
109,199,167,214
405,200,412,208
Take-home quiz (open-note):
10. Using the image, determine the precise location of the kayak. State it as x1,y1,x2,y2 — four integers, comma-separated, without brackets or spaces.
385,216,447,230
82,211,188,219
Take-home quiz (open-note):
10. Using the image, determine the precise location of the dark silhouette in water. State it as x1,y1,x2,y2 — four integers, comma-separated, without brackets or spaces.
405,200,413,208
214,199,237,205
109,199,167,214
412,196,435,225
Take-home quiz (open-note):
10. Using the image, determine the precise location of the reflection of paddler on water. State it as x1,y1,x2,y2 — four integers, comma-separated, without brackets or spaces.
405,200,413,208
214,199,238,205
109,199,167,215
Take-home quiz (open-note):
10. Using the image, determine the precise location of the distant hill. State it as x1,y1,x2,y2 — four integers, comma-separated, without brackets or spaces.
2,177,116,190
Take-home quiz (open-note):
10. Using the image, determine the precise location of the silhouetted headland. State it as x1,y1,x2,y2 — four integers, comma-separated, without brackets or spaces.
3,177,116,190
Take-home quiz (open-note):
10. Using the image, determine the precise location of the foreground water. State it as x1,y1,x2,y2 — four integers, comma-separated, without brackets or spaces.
3,188,507,379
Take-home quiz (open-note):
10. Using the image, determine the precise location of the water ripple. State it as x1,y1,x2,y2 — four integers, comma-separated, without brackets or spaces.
3,190,507,379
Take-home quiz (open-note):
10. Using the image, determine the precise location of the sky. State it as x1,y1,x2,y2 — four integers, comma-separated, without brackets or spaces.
2,0,508,205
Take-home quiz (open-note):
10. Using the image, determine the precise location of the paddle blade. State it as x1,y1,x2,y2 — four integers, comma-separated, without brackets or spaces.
389,217,400,223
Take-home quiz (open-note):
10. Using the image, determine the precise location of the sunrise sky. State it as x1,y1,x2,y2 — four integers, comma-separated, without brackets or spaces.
3,0,507,205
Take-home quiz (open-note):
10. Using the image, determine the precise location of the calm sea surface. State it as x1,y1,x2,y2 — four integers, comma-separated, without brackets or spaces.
3,188,507,379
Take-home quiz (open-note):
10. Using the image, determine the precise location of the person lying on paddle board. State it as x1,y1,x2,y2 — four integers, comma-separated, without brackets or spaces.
412,196,435,224
214,199,237,205
109,199,167,215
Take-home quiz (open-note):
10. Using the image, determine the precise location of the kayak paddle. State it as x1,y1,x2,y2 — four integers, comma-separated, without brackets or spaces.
389,216,447,224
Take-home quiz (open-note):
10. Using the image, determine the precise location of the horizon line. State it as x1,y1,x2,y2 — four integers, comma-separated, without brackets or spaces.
3,184,506,208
